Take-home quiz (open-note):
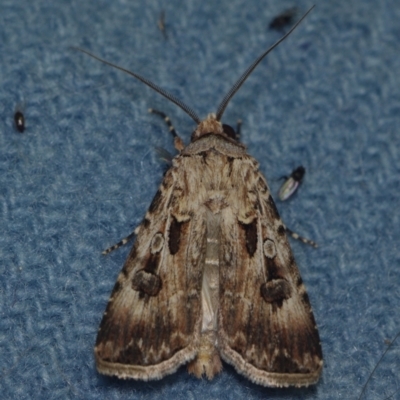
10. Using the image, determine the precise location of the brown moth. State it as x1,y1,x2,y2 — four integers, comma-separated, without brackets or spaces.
75,5,322,388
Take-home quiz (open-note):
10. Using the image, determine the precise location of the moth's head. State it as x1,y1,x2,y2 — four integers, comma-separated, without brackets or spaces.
191,114,238,142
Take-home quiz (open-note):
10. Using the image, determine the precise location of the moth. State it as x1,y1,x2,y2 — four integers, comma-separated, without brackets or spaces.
76,6,322,388
278,165,305,201
14,107,25,133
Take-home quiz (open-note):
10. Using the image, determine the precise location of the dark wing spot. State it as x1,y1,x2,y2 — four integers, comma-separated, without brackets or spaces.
96,313,119,347
198,151,208,164
121,245,138,277
266,195,281,220
132,270,162,296
301,291,310,305
270,350,305,374
169,216,183,255
111,281,122,295
277,224,285,236
244,168,253,183
257,177,268,193
260,279,291,304
227,157,234,177
142,218,151,229
265,257,283,280
116,343,144,365
240,220,258,257
144,253,160,274
162,178,170,189
149,189,163,213
121,265,129,277
296,276,303,287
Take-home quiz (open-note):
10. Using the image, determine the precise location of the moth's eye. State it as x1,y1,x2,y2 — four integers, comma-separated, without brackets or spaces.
222,124,237,140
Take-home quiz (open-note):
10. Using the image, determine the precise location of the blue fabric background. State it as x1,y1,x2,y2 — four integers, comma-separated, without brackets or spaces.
1,0,399,399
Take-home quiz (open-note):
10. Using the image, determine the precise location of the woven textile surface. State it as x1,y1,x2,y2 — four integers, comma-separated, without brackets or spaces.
1,1,399,399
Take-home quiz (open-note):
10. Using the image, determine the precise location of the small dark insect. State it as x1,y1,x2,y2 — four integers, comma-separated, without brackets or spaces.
269,8,297,31
14,110,25,133
278,166,305,201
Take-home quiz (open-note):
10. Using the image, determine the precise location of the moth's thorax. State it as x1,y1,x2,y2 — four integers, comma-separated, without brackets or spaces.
191,114,225,141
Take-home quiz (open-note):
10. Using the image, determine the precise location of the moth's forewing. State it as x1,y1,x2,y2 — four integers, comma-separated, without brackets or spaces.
95,166,205,379
218,169,322,387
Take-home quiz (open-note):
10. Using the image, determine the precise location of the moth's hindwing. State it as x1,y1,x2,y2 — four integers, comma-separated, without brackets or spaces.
95,166,206,380
218,166,323,387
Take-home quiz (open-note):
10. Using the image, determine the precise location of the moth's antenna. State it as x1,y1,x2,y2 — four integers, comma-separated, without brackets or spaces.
215,5,314,121
71,47,202,124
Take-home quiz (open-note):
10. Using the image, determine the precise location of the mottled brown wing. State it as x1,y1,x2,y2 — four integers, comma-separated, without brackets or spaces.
95,168,206,380
218,172,323,388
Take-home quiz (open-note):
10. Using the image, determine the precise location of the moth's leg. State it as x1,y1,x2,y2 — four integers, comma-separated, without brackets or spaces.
148,108,177,137
148,108,184,151
285,227,318,248
102,231,136,255
236,119,242,140
154,146,173,165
